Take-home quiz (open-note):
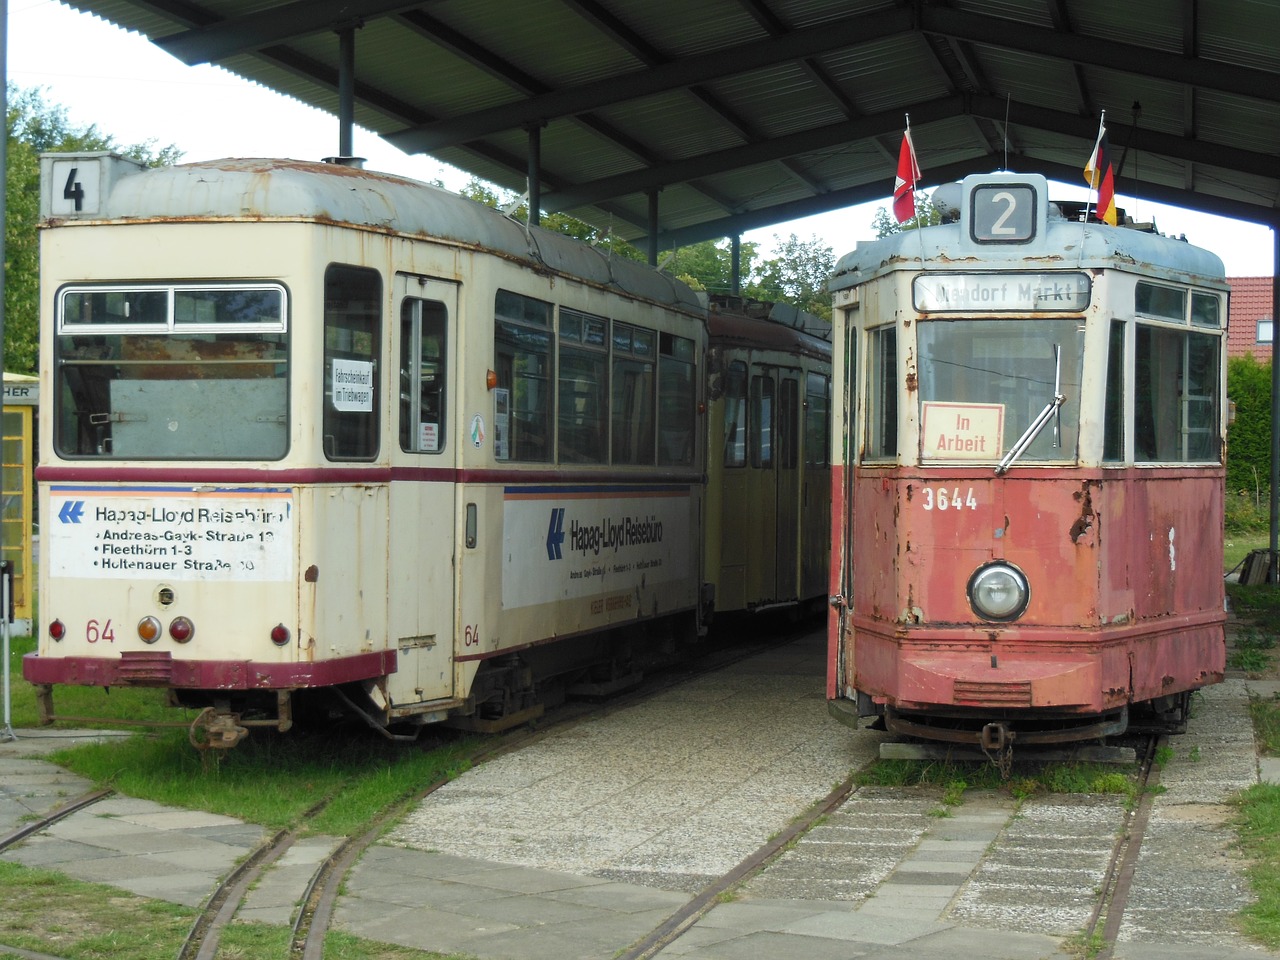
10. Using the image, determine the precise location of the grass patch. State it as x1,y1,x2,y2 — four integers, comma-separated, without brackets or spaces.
0,862,471,960
1234,784,1280,948
1228,582,1280,628
856,757,1140,805
1251,696,1280,756
1225,533,1271,577
0,861,194,960
47,727,476,834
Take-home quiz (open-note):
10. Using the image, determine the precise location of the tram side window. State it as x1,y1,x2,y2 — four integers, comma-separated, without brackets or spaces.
1134,324,1220,463
658,332,695,465
779,378,799,469
867,326,897,459
558,309,608,463
1103,321,1125,462
54,283,288,460
399,298,447,453
723,361,748,467
612,323,656,465
494,290,552,462
751,374,774,468
805,372,830,466
323,265,381,461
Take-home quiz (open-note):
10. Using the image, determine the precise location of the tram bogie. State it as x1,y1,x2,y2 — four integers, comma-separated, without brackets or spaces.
26,154,830,747
826,172,1227,760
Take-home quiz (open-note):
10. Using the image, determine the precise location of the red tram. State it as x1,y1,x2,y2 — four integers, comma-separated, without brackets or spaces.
826,173,1227,762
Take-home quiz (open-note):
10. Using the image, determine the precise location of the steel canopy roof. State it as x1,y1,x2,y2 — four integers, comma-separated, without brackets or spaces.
62,0,1280,251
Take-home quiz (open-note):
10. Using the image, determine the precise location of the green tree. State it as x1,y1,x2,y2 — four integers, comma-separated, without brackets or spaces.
5,85,181,373
871,189,940,239
459,178,645,261
752,233,834,321
1227,353,1273,503
662,238,762,298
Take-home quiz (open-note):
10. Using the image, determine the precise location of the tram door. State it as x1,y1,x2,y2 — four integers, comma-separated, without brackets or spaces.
386,274,457,707
751,364,801,603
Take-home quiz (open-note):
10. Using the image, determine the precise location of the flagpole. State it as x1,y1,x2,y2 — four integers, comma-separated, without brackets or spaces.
1084,109,1105,224
904,114,926,264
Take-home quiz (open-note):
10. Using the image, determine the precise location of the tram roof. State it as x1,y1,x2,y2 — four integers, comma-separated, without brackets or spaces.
63,156,705,313
830,208,1229,292
56,0,1280,251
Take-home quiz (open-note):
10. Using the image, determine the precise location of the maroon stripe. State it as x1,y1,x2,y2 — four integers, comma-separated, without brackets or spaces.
38,464,703,486
22,650,396,690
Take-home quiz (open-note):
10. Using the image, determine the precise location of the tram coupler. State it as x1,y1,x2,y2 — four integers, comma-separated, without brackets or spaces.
981,722,1013,753
189,707,249,752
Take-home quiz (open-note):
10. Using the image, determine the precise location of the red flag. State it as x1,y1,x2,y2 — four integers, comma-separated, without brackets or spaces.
893,129,920,224
1083,126,1117,226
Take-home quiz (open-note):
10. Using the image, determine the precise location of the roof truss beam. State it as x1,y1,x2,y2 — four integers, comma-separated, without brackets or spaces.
543,93,1277,214
383,6,1279,155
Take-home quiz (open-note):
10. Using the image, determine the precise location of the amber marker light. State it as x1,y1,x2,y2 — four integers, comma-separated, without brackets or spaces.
270,623,291,646
137,617,162,644
486,369,499,390
169,617,195,643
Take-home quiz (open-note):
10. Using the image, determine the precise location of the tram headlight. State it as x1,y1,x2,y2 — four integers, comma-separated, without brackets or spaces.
967,562,1030,622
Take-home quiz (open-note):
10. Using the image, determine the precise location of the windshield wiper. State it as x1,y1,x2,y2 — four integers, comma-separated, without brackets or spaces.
995,343,1065,475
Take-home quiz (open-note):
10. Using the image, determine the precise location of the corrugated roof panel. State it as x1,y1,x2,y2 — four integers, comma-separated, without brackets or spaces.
975,49,1081,116
770,0,900,25
703,63,850,140
952,0,1056,30
591,91,747,161
351,19,525,121
1197,90,1280,158
633,0,770,59
822,35,947,115
430,0,647,89
1201,1,1280,74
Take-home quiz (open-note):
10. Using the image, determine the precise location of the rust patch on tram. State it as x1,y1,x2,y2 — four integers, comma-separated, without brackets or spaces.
1069,481,1097,544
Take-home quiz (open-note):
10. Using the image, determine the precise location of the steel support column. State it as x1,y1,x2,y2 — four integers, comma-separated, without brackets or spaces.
526,125,541,227
648,190,659,266
337,26,356,158
731,235,741,296
1271,225,1279,582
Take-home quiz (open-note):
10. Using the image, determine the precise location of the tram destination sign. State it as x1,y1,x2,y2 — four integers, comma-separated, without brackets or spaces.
913,272,1090,313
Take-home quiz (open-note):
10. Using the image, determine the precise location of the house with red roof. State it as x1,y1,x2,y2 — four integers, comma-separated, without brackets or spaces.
1227,277,1276,360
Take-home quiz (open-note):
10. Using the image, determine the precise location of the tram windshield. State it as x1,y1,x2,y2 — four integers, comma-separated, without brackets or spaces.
53,284,288,459
916,318,1084,464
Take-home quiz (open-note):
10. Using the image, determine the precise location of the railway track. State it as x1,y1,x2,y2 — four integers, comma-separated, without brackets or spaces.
0,643,1180,960
0,788,113,855
1085,733,1164,960
171,625,812,959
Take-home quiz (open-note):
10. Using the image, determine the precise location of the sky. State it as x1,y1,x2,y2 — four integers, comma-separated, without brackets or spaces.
7,0,1277,278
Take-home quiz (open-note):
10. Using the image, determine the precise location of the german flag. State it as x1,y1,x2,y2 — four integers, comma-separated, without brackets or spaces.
1083,125,1117,226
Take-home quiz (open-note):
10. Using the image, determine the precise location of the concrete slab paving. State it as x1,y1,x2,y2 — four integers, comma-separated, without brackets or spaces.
3,633,1280,960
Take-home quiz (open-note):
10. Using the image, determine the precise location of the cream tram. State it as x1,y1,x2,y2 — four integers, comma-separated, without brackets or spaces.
27,154,712,745
826,173,1227,761
705,298,831,620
